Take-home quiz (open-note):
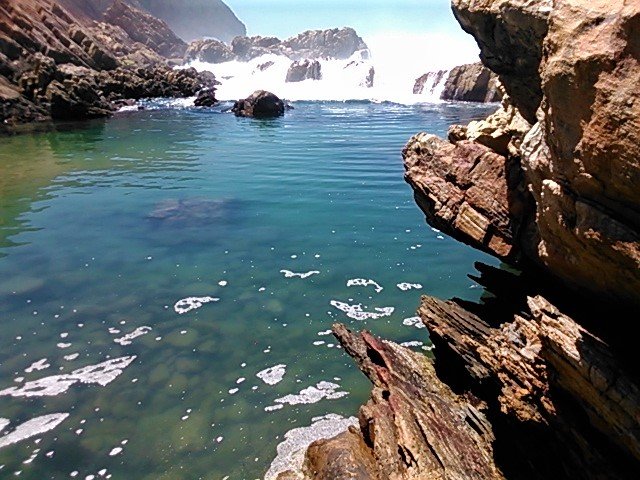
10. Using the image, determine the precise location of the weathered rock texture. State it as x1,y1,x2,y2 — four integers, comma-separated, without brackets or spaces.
282,0,640,479
285,60,322,83
413,69,447,95
185,27,369,64
231,90,285,119
1,0,216,129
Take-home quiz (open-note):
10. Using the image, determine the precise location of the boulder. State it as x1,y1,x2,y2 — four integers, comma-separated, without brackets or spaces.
441,62,501,102
285,60,322,83
231,90,285,118
282,27,368,60
194,88,217,107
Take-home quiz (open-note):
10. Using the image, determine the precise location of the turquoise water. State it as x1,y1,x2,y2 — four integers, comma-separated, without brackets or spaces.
0,101,497,479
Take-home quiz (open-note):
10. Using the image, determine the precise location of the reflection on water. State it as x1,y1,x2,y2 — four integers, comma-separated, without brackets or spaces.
0,102,497,479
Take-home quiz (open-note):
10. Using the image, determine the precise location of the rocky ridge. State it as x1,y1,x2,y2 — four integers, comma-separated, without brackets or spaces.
1,0,216,130
276,0,640,478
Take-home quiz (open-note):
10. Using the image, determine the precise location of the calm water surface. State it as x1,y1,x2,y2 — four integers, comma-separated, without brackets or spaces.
0,101,497,479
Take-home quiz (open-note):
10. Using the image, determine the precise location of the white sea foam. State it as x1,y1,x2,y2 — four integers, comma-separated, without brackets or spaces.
330,300,394,321
268,381,347,409
0,418,9,434
264,413,358,480
280,270,320,279
114,326,152,346
0,414,69,449
402,316,426,329
25,359,50,373
0,356,136,398
173,296,219,315
346,278,383,293
397,282,423,291
401,341,424,348
256,364,287,386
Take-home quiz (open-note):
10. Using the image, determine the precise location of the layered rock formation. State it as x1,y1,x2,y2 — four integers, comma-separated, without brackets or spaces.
185,28,369,64
1,0,216,129
279,0,640,478
414,62,501,102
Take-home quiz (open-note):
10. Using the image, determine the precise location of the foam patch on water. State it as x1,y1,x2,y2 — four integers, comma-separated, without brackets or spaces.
330,300,394,321
0,356,137,398
346,278,383,293
268,381,348,409
280,270,320,279
257,365,287,386
0,413,69,449
264,413,358,480
397,283,423,291
174,297,219,315
0,419,9,434
402,316,426,329
25,359,50,373
400,341,424,347
114,327,152,346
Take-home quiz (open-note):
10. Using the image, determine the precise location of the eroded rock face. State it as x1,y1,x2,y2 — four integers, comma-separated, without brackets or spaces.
441,62,501,102
285,60,322,83
231,90,285,118
413,69,447,95
184,38,234,64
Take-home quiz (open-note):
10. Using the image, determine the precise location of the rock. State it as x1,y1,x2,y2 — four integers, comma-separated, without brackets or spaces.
285,60,322,83
256,61,275,72
231,90,285,119
103,0,187,59
403,132,529,259
283,324,504,479
194,88,217,107
451,0,550,122
282,27,368,60
413,69,447,95
184,38,234,64
441,62,501,102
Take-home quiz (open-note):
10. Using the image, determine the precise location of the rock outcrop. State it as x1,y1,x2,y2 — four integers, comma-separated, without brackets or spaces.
285,60,322,83
185,27,370,64
413,63,501,102
283,1,640,479
1,0,216,129
231,90,285,119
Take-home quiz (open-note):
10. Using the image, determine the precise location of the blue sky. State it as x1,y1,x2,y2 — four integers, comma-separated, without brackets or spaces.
224,0,469,39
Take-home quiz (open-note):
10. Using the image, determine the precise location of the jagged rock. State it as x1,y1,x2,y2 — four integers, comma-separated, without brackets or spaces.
194,87,217,107
451,0,550,122
441,62,501,102
282,27,368,60
231,90,285,118
103,0,187,58
403,132,529,259
231,35,283,61
257,61,275,72
413,69,447,95
285,60,322,83
285,324,504,479
184,38,234,63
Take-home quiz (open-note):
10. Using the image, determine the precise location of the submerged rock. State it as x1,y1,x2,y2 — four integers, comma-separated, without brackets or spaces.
231,90,285,119
147,198,238,226
285,60,322,83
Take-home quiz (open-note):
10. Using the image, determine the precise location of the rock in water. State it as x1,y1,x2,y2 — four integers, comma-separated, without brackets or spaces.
413,69,448,95
194,88,217,107
285,60,322,83
231,90,285,119
441,62,501,102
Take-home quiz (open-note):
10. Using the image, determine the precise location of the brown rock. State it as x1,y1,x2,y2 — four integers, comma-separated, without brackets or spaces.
231,90,285,119
184,38,234,64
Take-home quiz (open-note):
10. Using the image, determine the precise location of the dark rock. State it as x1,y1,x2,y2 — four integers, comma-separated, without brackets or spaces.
282,27,368,60
285,60,322,83
194,88,217,107
441,62,501,102
231,90,285,119
256,61,275,72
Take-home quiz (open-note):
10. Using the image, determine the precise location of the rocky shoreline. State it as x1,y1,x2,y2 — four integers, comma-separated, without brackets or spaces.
275,0,640,478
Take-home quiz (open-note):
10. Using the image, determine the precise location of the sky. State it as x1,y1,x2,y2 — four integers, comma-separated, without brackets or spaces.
223,0,481,69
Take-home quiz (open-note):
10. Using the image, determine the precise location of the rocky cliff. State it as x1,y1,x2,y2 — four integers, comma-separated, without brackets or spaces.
0,0,215,130
185,27,369,64
274,0,640,478
414,62,501,102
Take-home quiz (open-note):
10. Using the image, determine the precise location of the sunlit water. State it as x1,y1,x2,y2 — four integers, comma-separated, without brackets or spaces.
0,100,497,479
